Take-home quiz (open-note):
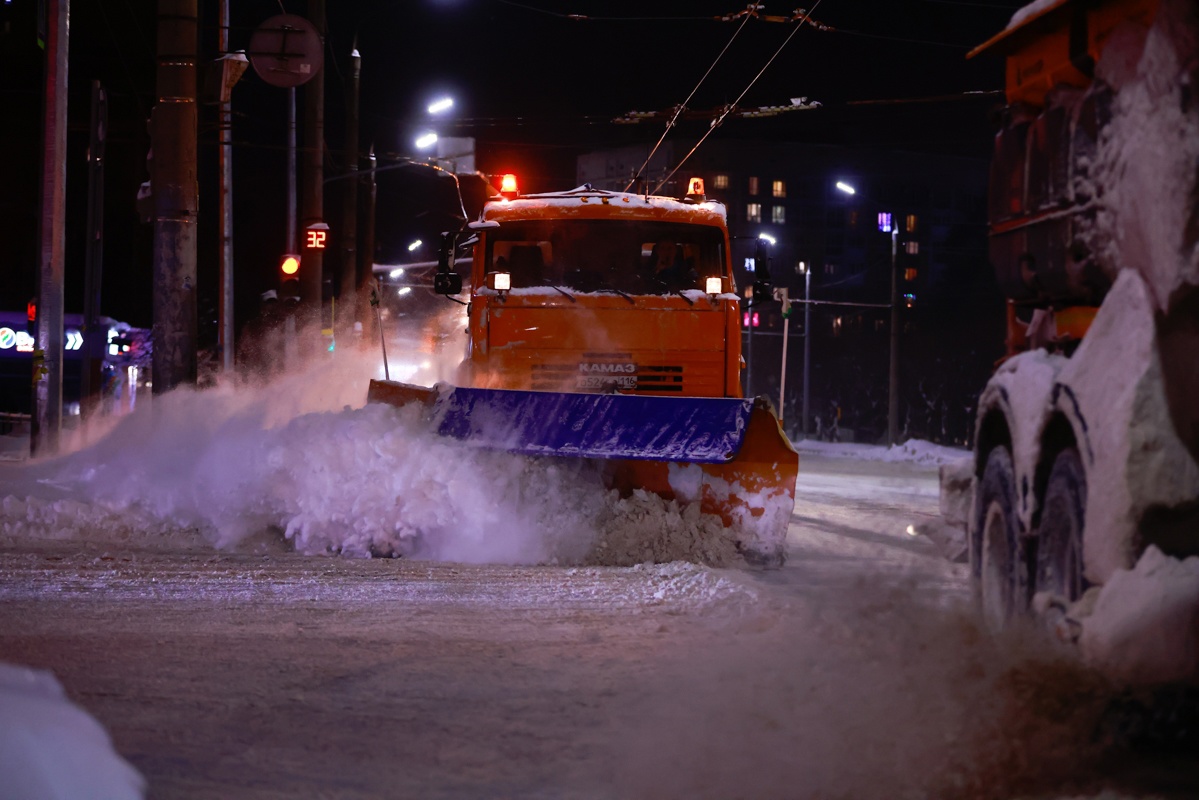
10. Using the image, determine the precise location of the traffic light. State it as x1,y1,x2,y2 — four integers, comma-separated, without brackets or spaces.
279,254,301,303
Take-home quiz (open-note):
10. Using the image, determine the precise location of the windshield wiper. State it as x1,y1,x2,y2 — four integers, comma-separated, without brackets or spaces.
547,282,577,302
648,276,694,306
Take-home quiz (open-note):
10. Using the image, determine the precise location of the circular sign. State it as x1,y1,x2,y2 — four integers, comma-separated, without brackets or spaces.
248,14,323,89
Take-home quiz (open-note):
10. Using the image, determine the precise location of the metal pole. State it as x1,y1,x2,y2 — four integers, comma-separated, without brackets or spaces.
340,44,361,339
746,310,753,397
802,266,810,438
283,87,298,371
287,88,297,256
32,0,68,457
81,80,106,424
218,0,234,373
360,146,377,347
888,225,899,446
779,311,789,423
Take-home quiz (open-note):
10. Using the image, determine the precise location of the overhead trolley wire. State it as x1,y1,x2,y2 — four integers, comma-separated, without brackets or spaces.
651,0,825,196
623,4,756,193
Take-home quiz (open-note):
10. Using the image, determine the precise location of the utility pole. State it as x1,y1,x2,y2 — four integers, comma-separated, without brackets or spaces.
81,80,107,423
340,43,361,336
151,0,199,394
32,0,68,457
218,0,234,373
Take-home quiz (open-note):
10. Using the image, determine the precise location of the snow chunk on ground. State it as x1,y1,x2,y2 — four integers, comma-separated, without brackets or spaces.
585,491,742,568
1079,546,1199,685
0,662,145,799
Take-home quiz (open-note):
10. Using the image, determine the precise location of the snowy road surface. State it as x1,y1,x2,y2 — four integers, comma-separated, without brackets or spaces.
2,447,1194,799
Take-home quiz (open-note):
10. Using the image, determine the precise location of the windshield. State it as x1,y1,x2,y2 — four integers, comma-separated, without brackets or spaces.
483,220,725,295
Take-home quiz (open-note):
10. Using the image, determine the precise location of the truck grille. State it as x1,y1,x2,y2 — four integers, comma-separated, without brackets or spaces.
530,352,686,394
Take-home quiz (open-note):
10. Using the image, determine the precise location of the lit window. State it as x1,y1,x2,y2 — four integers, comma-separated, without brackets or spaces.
848,210,858,227
905,240,919,255
906,214,918,232
747,203,761,223
904,267,918,281
832,316,843,336
771,205,786,224
825,263,837,276
748,176,759,195
772,180,786,198
714,174,729,189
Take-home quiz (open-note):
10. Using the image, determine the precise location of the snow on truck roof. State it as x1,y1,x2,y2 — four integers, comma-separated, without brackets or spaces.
482,185,728,228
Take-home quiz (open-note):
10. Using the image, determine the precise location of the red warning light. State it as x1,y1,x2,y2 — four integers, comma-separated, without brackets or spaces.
499,173,519,199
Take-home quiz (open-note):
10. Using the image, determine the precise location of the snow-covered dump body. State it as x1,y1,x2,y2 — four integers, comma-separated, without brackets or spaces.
369,184,798,566
966,0,1199,655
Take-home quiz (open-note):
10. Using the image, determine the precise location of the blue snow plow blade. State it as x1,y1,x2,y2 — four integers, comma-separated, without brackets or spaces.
367,380,754,463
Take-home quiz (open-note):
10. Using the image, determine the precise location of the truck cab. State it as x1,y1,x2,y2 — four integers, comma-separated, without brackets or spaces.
448,181,746,399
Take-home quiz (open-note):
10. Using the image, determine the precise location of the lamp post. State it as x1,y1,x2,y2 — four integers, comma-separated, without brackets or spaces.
799,260,811,438
888,223,899,447
836,181,900,447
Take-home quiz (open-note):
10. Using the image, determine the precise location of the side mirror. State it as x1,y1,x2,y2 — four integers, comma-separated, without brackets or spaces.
434,231,463,295
434,272,463,295
754,241,773,283
437,231,455,273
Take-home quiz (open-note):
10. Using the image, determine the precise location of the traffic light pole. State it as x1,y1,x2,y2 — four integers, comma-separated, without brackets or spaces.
299,0,326,325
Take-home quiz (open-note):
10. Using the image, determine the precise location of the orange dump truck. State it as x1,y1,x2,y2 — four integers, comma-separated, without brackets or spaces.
961,0,1199,627
368,180,798,565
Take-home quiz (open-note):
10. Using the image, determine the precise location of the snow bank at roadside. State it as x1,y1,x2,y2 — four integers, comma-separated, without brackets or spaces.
795,437,970,466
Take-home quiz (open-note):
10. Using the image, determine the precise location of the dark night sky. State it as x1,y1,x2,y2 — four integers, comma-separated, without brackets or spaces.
0,0,1026,333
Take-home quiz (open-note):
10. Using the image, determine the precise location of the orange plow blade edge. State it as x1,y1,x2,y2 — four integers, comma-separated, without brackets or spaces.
367,379,799,566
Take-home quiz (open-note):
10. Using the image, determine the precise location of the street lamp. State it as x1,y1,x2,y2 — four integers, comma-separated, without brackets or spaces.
414,132,438,151
836,180,900,447
798,260,811,438
427,96,454,115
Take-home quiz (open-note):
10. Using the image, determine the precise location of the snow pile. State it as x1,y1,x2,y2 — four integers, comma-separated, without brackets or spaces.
1078,546,1199,685
585,492,741,568
796,437,970,466
0,662,145,800
0,356,761,568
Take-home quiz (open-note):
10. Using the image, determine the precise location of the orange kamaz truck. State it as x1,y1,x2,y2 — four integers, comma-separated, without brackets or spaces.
369,178,798,565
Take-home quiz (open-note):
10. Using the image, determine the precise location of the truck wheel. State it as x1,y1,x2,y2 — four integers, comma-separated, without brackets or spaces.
976,447,1025,628
1035,447,1087,603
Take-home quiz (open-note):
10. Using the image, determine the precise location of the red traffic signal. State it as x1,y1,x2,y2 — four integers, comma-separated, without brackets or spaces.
279,254,301,303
